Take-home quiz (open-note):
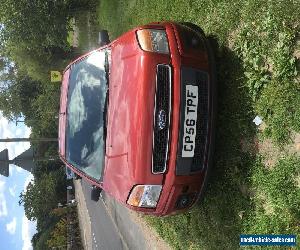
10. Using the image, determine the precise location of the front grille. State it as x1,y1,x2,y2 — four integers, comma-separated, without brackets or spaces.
152,64,171,174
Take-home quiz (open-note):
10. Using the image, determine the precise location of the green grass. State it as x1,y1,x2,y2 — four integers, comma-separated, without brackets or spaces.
98,0,300,144
234,4,300,144
249,157,300,231
96,0,300,249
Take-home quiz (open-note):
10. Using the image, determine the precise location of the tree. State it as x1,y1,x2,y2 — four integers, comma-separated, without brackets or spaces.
0,72,42,120
0,0,99,247
0,0,74,84
19,169,66,222
32,224,56,250
0,0,70,50
47,218,67,248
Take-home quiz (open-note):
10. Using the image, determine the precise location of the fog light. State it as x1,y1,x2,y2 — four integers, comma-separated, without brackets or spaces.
176,194,192,209
191,37,201,47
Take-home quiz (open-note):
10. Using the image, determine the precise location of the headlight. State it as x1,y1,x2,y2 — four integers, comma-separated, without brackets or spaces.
127,185,162,208
136,29,169,54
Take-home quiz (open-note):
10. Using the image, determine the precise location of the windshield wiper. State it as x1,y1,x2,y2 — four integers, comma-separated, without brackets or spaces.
103,51,110,151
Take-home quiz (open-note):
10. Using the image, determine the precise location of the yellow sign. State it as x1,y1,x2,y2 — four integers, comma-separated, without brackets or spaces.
50,71,62,82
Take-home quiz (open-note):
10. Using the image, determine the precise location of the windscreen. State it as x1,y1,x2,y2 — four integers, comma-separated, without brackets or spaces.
65,50,108,180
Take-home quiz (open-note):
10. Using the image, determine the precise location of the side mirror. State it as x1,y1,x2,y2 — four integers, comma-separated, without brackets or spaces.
98,30,110,46
74,173,82,180
91,185,102,202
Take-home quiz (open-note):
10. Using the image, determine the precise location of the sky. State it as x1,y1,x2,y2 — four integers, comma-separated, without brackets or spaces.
0,112,36,250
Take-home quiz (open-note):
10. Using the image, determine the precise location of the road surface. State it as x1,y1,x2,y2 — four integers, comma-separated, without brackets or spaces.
81,179,126,250
81,179,171,250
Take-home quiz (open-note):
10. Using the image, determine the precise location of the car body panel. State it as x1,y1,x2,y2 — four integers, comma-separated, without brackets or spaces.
102,30,169,202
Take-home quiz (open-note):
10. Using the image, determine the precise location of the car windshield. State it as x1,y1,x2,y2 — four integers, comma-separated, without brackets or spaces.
65,50,109,181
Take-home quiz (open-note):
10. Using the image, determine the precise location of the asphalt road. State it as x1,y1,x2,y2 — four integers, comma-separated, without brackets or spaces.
81,179,170,250
81,179,127,250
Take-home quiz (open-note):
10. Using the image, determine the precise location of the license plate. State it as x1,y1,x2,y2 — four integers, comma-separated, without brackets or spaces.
182,85,198,157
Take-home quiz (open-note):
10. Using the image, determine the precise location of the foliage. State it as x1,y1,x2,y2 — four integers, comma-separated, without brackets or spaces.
0,72,42,120
235,9,297,96
51,206,73,217
256,82,300,143
19,168,66,222
0,0,68,82
31,203,83,249
0,0,97,249
234,4,300,144
32,226,54,250
47,207,82,249
0,0,98,83
0,0,68,49
247,157,300,233
47,218,67,248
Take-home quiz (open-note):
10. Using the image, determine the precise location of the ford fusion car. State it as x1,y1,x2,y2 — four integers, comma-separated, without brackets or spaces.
59,22,216,216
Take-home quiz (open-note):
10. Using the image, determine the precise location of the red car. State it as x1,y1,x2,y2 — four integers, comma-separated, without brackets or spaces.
59,22,216,216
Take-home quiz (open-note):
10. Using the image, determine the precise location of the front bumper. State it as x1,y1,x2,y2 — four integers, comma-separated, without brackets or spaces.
128,22,216,216
156,23,215,216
